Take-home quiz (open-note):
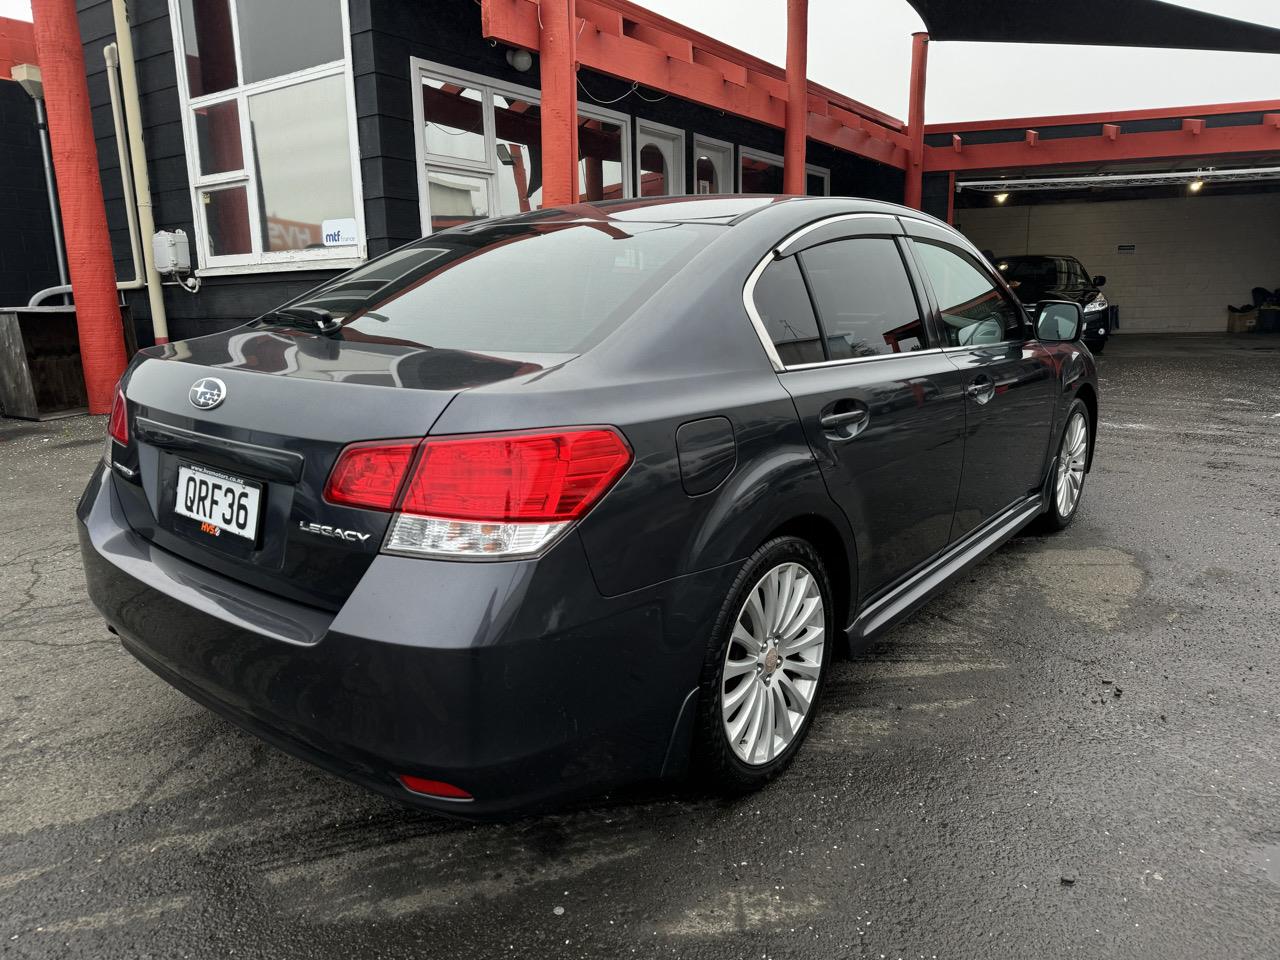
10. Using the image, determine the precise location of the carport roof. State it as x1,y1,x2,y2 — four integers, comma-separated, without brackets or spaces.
904,0,1280,54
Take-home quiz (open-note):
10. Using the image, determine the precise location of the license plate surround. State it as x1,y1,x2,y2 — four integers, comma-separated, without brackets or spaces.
173,462,263,542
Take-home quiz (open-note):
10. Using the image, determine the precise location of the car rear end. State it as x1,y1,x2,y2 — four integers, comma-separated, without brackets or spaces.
78,215,730,815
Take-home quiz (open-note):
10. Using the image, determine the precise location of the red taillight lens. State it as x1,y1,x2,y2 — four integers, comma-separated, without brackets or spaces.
401,429,632,522
398,774,473,800
108,390,129,445
323,441,418,510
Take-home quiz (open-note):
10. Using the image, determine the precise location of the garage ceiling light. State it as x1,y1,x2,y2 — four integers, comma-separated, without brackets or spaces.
959,166,1280,193
993,193,1010,203
1188,179,1205,193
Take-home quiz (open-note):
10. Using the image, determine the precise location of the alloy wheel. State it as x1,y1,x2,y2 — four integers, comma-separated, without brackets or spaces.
1055,411,1088,517
721,561,826,766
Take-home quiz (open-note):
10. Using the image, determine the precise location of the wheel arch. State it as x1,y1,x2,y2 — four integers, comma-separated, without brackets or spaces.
761,513,857,654
1073,382,1098,470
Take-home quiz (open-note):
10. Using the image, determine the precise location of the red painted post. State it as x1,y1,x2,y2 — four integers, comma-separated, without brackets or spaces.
783,0,808,195
903,31,929,209
31,0,127,414
539,0,579,207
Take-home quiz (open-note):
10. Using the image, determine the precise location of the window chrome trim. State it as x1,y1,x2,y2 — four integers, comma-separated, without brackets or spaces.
774,212,899,257
779,347,947,372
741,252,786,373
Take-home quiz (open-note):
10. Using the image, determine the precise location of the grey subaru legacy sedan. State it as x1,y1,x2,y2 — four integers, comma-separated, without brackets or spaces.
79,195,1098,816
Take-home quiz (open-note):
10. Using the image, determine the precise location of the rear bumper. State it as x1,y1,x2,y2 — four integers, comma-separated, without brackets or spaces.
77,463,732,817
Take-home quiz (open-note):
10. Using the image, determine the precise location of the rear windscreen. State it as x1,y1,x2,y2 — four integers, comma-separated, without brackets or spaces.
271,221,717,355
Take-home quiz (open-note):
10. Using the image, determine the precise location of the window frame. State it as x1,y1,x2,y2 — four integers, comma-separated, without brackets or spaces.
907,238,1029,351
635,118,686,196
738,146,830,196
168,0,366,275
410,57,633,235
692,134,734,195
745,214,947,373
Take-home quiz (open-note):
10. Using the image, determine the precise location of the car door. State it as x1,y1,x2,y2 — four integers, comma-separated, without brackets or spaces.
751,215,968,599
903,221,1056,541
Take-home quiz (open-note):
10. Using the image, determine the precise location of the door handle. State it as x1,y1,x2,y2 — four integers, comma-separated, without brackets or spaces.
819,408,868,429
819,401,869,440
965,377,996,405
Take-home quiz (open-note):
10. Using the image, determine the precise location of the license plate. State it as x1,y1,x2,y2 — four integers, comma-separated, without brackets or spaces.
174,464,261,541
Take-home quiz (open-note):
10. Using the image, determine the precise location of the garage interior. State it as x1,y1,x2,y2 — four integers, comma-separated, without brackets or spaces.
924,102,1280,337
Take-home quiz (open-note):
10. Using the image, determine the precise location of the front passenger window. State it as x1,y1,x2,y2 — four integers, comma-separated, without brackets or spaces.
913,242,1022,347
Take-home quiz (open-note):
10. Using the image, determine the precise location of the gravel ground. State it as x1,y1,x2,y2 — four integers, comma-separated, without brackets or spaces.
2,335,1278,959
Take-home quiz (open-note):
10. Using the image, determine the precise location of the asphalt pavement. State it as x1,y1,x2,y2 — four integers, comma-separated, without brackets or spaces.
2,335,1278,959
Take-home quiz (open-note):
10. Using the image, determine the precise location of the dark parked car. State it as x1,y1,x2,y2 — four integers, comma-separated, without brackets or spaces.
79,196,1098,817
995,254,1115,352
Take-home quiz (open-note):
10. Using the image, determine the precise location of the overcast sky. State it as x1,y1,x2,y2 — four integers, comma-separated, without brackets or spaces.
2,0,1275,122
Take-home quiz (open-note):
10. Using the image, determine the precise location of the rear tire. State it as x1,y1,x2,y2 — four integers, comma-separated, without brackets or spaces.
692,536,834,794
1034,399,1090,533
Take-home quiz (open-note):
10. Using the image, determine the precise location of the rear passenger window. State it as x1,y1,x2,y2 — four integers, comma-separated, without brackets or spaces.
798,238,925,358
912,241,1023,347
752,257,824,366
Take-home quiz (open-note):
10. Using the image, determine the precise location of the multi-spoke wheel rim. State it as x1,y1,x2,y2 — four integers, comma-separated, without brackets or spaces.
721,561,825,766
1055,411,1088,517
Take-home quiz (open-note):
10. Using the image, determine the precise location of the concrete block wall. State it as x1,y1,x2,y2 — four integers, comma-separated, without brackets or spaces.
955,193,1280,334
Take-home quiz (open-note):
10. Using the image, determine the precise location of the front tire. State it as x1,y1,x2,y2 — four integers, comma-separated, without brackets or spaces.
1036,399,1090,532
693,537,834,794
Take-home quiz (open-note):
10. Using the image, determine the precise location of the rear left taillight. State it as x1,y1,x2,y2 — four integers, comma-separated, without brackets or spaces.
324,428,631,558
108,390,129,445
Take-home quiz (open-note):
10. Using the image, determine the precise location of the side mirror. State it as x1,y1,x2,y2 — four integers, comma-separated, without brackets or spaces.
1035,300,1083,342
1092,275,1107,287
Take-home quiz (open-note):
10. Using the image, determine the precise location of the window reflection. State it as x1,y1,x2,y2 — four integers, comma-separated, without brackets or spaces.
422,78,486,164
428,170,489,231
178,0,237,97
741,154,783,193
640,144,667,197
249,75,356,251
579,118,624,201
237,0,344,84
195,100,243,175
204,187,253,256
494,95,543,213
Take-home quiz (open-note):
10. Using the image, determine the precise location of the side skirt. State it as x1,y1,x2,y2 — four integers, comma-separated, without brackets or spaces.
847,492,1045,645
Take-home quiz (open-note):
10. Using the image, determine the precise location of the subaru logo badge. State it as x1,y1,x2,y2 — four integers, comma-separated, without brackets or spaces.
189,377,227,410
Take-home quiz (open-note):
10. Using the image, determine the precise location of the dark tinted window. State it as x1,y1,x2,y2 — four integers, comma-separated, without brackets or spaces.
996,255,1090,293
275,222,715,356
752,258,824,365
913,241,1022,347
799,238,925,358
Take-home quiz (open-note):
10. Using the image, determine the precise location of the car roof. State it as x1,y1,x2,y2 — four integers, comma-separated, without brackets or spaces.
526,194,951,229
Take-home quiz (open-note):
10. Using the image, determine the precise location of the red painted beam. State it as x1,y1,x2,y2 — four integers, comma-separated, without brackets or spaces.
925,98,1280,134
538,0,578,206
903,32,929,209
1182,118,1204,135
31,0,127,413
924,119,1280,172
481,0,908,169
783,0,808,194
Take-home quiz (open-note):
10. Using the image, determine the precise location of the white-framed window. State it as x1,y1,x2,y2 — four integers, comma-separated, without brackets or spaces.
169,0,365,274
636,119,685,197
411,58,632,234
739,146,830,196
692,134,734,194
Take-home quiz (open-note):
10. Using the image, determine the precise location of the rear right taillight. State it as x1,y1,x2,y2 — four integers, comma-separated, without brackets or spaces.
108,390,129,445
323,427,632,559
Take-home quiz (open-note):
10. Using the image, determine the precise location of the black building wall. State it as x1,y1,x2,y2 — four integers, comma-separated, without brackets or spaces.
0,78,60,307
78,0,904,344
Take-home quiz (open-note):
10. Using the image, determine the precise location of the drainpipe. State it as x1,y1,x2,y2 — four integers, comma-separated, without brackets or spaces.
538,0,579,207
783,0,808,195
26,43,148,308
104,43,144,287
903,31,929,210
31,0,128,414
34,99,70,295
110,0,169,344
